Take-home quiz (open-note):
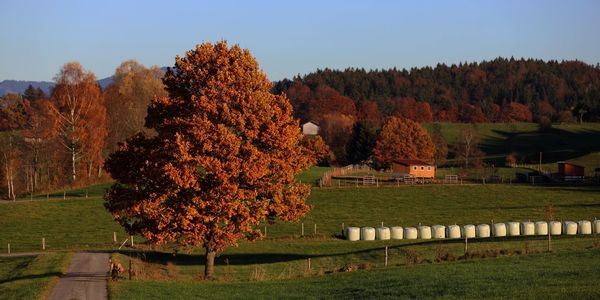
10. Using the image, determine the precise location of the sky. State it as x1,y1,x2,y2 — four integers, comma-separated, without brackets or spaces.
1,0,599,82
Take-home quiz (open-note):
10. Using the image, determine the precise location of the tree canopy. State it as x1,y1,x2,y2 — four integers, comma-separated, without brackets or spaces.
104,41,313,278
373,117,435,168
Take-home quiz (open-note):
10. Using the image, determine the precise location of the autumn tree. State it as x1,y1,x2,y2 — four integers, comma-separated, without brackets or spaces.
301,135,333,166
49,62,107,182
104,42,312,279
372,116,435,169
500,102,533,122
346,120,378,163
104,60,166,153
0,93,30,130
357,100,382,125
430,123,448,166
454,125,485,168
319,113,355,165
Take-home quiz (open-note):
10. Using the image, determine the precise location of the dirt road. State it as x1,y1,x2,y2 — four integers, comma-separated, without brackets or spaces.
47,252,109,300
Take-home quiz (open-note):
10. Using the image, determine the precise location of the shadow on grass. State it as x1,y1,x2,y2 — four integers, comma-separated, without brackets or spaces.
0,272,63,284
479,127,600,164
110,235,595,267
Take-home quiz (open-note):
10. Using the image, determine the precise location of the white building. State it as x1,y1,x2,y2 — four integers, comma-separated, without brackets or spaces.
301,121,320,135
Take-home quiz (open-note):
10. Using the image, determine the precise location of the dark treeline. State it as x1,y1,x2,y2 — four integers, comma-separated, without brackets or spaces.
274,57,600,123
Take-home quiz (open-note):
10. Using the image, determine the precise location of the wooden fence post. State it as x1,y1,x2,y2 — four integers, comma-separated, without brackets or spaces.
63,191,66,200
314,223,317,235
301,223,304,236
7,243,10,254
130,236,134,247
264,225,267,238
307,258,311,272
113,232,117,243
385,246,388,267
42,237,45,250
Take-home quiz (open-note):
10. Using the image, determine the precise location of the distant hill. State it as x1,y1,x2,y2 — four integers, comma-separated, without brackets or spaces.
0,67,168,97
0,80,54,96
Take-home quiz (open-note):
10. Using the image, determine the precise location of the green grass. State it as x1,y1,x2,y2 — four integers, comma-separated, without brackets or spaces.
0,253,71,300
0,197,127,252
423,122,600,166
296,166,332,185
2,170,600,298
110,248,600,299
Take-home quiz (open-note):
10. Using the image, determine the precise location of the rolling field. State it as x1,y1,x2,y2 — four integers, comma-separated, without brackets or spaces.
2,180,600,299
422,122,600,167
0,253,71,300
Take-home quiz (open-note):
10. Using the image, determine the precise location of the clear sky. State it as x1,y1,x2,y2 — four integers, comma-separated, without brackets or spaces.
1,0,599,82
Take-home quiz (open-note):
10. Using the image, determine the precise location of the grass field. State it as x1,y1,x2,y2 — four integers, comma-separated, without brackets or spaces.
0,253,71,300
1,164,600,298
422,122,600,166
110,248,600,300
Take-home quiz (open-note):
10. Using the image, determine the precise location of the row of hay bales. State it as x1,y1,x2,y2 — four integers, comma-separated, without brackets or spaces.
344,220,600,241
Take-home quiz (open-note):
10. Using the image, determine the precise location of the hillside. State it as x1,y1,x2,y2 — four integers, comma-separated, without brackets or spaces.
274,58,600,123
0,67,168,96
0,80,54,96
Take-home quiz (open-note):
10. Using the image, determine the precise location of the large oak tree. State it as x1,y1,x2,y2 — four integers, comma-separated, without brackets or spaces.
373,116,435,168
104,42,312,279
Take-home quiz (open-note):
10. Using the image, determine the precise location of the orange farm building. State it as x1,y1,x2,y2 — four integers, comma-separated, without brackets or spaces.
392,159,435,178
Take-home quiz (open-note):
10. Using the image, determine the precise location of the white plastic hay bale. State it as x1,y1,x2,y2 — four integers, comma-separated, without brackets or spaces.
493,223,507,237
594,220,600,234
418,226,432,239
563,221,577,235
476,224,490,238
578,220,592,235
431,225,446,239
345,227,360,241
376,227,391,240
535,221,548,235
361,227,375,241
447,225,461,239
521,221,535,236
463,225,476,238
391,226,404,239
549,221,562,235
404,227,418,239
507,222,520,236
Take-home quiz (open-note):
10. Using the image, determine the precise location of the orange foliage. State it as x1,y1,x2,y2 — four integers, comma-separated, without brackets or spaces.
104,42,312,278
301,135,333,165
460,104,488,123
393,98,433,123
49,62,107,181
357,100,382,124
373,116,435,168
500,102,533,122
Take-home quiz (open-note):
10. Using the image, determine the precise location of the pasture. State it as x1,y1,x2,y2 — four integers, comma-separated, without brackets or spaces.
2,181,600,299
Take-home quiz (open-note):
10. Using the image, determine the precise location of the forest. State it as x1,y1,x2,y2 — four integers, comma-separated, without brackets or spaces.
274,57,600,124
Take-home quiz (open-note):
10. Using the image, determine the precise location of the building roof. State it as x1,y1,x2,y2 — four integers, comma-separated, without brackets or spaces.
557,161,585,168
393,159,432,166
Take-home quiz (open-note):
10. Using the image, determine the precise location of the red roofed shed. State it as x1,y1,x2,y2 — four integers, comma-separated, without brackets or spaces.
392,159,435,178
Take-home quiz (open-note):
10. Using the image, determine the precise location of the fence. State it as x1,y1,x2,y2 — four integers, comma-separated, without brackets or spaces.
319,164,373,187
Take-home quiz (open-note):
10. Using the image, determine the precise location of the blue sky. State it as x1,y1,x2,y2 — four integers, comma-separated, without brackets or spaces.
1,0,599,82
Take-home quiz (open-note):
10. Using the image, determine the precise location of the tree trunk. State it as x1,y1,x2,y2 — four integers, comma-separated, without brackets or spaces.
71,146,76,182
204,248,217,279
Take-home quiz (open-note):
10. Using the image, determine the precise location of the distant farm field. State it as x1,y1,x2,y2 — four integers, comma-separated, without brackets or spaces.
423,122,600,167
